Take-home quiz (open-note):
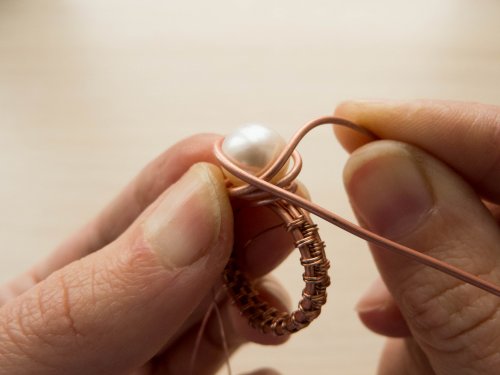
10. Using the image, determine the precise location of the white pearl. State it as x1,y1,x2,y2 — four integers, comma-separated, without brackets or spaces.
221,123,288,186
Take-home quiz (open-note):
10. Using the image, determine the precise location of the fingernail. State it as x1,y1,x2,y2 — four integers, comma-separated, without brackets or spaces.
355,278,389,313
344,142,434,238
256,278,292,311
335,100,403,121
143,163,225,269
337,99,402,110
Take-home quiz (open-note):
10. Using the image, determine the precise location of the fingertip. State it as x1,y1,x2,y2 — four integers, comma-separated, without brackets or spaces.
333,100,381,152
198,161,230,210
234,179,313,279
200,161,234,253
255,277,293,312
334,100,360,118
355,277,389,313
234,206,294,278
335,99,405,120
355,278,411,338
228,276,291,346
295,180,311,201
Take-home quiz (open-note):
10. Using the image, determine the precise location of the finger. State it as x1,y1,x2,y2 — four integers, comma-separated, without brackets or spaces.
355,278,411,338
152,276,290,375
0,163,233,375
34,135,223,279
335,100,500,202
0,134,223,303
234,182,311,278
233,204,293,278
226,276,292,345
3,135,307,303
377,338,435,375
344,141,500,374
145,182,309,351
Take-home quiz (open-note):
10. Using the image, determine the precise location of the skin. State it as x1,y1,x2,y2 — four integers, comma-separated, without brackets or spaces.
0,100,498,374
0,134,294,375
335,100,500,375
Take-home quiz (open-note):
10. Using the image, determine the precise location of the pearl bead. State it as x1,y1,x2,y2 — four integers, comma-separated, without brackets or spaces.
221,123,289,186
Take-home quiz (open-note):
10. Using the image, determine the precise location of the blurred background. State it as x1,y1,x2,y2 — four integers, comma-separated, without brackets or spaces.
1,1,499,373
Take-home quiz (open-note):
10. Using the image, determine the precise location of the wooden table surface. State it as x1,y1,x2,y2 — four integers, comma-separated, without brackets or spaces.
1,1,499,374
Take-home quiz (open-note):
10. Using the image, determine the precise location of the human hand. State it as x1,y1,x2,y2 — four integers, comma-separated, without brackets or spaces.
335,100,500,374
0,135,292,375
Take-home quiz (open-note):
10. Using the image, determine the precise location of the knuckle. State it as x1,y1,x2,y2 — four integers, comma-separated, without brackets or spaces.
400,277,462,334
55,273,81,337
0,317,58,371
0,239,170,368
0,270,86,368
448,301,500,369
30,270,86,345
399,274,500,364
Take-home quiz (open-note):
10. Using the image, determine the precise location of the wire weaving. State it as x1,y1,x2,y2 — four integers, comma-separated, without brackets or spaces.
214,116,500,336
223,201,329,335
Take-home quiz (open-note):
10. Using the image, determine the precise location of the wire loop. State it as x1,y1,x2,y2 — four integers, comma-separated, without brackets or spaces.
215,116,500,335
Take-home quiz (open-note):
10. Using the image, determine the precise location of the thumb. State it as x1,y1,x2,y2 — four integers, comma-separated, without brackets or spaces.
344,141,500,374
0,163,233,375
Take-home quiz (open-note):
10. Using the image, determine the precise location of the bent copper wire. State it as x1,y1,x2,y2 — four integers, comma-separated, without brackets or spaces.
214,116,500,336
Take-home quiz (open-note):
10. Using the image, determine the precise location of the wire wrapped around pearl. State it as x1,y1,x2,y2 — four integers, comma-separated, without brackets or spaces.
216,115,500,323
217,123,330,335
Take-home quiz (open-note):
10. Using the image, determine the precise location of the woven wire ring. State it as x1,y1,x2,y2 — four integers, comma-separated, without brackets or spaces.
214,116,500,336
215,124,332,335
223,200,329,335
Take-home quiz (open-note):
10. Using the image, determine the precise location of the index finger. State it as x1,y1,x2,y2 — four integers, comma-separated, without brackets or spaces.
334,100,500,202
3,132,300,301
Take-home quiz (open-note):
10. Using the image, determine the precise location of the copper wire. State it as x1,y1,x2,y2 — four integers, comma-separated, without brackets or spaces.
214,116,500,335
189,287,232,375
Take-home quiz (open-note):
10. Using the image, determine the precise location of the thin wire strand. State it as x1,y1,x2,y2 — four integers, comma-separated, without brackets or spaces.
212,288,232,375
189,288,231,375
214,116,500,298
189,298,214,375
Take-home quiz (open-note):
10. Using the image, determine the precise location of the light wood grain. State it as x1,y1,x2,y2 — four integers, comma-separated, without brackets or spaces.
1,1,499,374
